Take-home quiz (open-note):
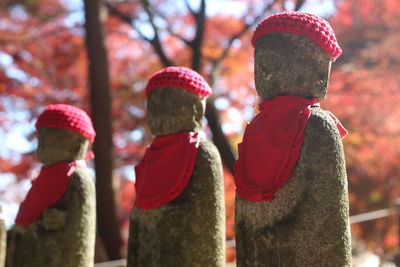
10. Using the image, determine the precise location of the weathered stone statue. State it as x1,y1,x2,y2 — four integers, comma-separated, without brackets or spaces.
234,11,352,266
127,66,225,267
6,104,96,267
0,206,6,267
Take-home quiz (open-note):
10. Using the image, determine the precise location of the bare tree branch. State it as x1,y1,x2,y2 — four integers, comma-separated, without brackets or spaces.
189,0,206,71
150,7,192,46
209,0,280,75
105,3,149,41
205,97,236,174
106,1,173,67
139,0,174,67
203,0,282,174
294,0,306,11
166,27,192,45
183,0,196,16
105,0,283,175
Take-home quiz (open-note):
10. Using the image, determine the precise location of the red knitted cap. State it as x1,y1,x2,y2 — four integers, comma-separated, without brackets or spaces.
252,11,342,60
145,66,212,98
35,104,96,142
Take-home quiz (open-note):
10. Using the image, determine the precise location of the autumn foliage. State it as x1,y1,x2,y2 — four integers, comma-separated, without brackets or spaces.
1,0,400,262
326,0,400,253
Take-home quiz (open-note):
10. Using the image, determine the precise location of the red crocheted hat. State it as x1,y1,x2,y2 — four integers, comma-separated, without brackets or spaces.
252,11,342,60
145,66,212,98
35,104,96,142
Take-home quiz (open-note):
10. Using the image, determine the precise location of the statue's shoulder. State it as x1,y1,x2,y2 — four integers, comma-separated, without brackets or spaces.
307,107,343,142
198,138,220,160
66,166,95,202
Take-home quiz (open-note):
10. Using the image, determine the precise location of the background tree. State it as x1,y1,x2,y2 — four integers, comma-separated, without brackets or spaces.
84,0,123,259
105,0,286,174
1,0,400,262
327,0,400,252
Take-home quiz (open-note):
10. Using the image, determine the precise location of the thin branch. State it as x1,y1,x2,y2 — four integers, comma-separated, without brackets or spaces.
139,0,173,66
294,0,306,11
105,2,150,41
209,0,280,75
105,1,173,67
190,0,206,71
150,6,192,46
166,27,192,46
183,0,196,16
139,0,157,37
205,97,236,174
104,2,133,24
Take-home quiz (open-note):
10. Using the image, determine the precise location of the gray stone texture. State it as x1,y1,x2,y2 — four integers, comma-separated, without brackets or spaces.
235,33,351,266
0,206,6,267
36,127,90,167
6,128,96,267
127,88,225,267
146,87,206,136
254,33,332,101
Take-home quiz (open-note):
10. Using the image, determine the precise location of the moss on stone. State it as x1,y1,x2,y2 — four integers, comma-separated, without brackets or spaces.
254,33,332,101
235,108,351,266
127,87,225,267
147,87,205,136
128,139,225,267
235,32,352,266
6,128,96,267
37,127,90,167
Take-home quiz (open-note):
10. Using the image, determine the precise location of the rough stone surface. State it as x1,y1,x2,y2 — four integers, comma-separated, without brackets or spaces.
254,33,332,101
36,127,90,167
0,206,6,267
235,108,351,266
127,87,225,267
235,32,351,266
146,87,206,136
6,128,96,267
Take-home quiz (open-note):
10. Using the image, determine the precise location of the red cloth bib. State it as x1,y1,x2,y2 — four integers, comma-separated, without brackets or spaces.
234,96,347,202
134,132,200,210
15,160,85,225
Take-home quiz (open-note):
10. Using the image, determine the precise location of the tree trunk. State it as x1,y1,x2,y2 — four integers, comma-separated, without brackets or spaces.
83,0,123,260
205,97,236,174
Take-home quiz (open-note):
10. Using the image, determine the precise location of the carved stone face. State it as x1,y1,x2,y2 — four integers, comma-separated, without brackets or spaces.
147,87,206,136
254,32,332,101
37,127,90,166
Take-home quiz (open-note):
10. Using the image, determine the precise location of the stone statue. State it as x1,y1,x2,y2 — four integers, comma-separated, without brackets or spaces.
6,104,96,267
0,206,6,267
127,66,225,267
234,11,352,266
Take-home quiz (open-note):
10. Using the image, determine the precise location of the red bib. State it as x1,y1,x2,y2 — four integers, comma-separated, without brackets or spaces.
234,96,347,202
134,132,200,210
15,160,85,225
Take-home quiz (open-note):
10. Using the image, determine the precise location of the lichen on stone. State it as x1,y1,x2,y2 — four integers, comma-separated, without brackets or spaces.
236,108,352,266
6,128,96,267
147,87,206,136
127,87,225,267
235,31,352,266
254,33,331,101
37,127,90,167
